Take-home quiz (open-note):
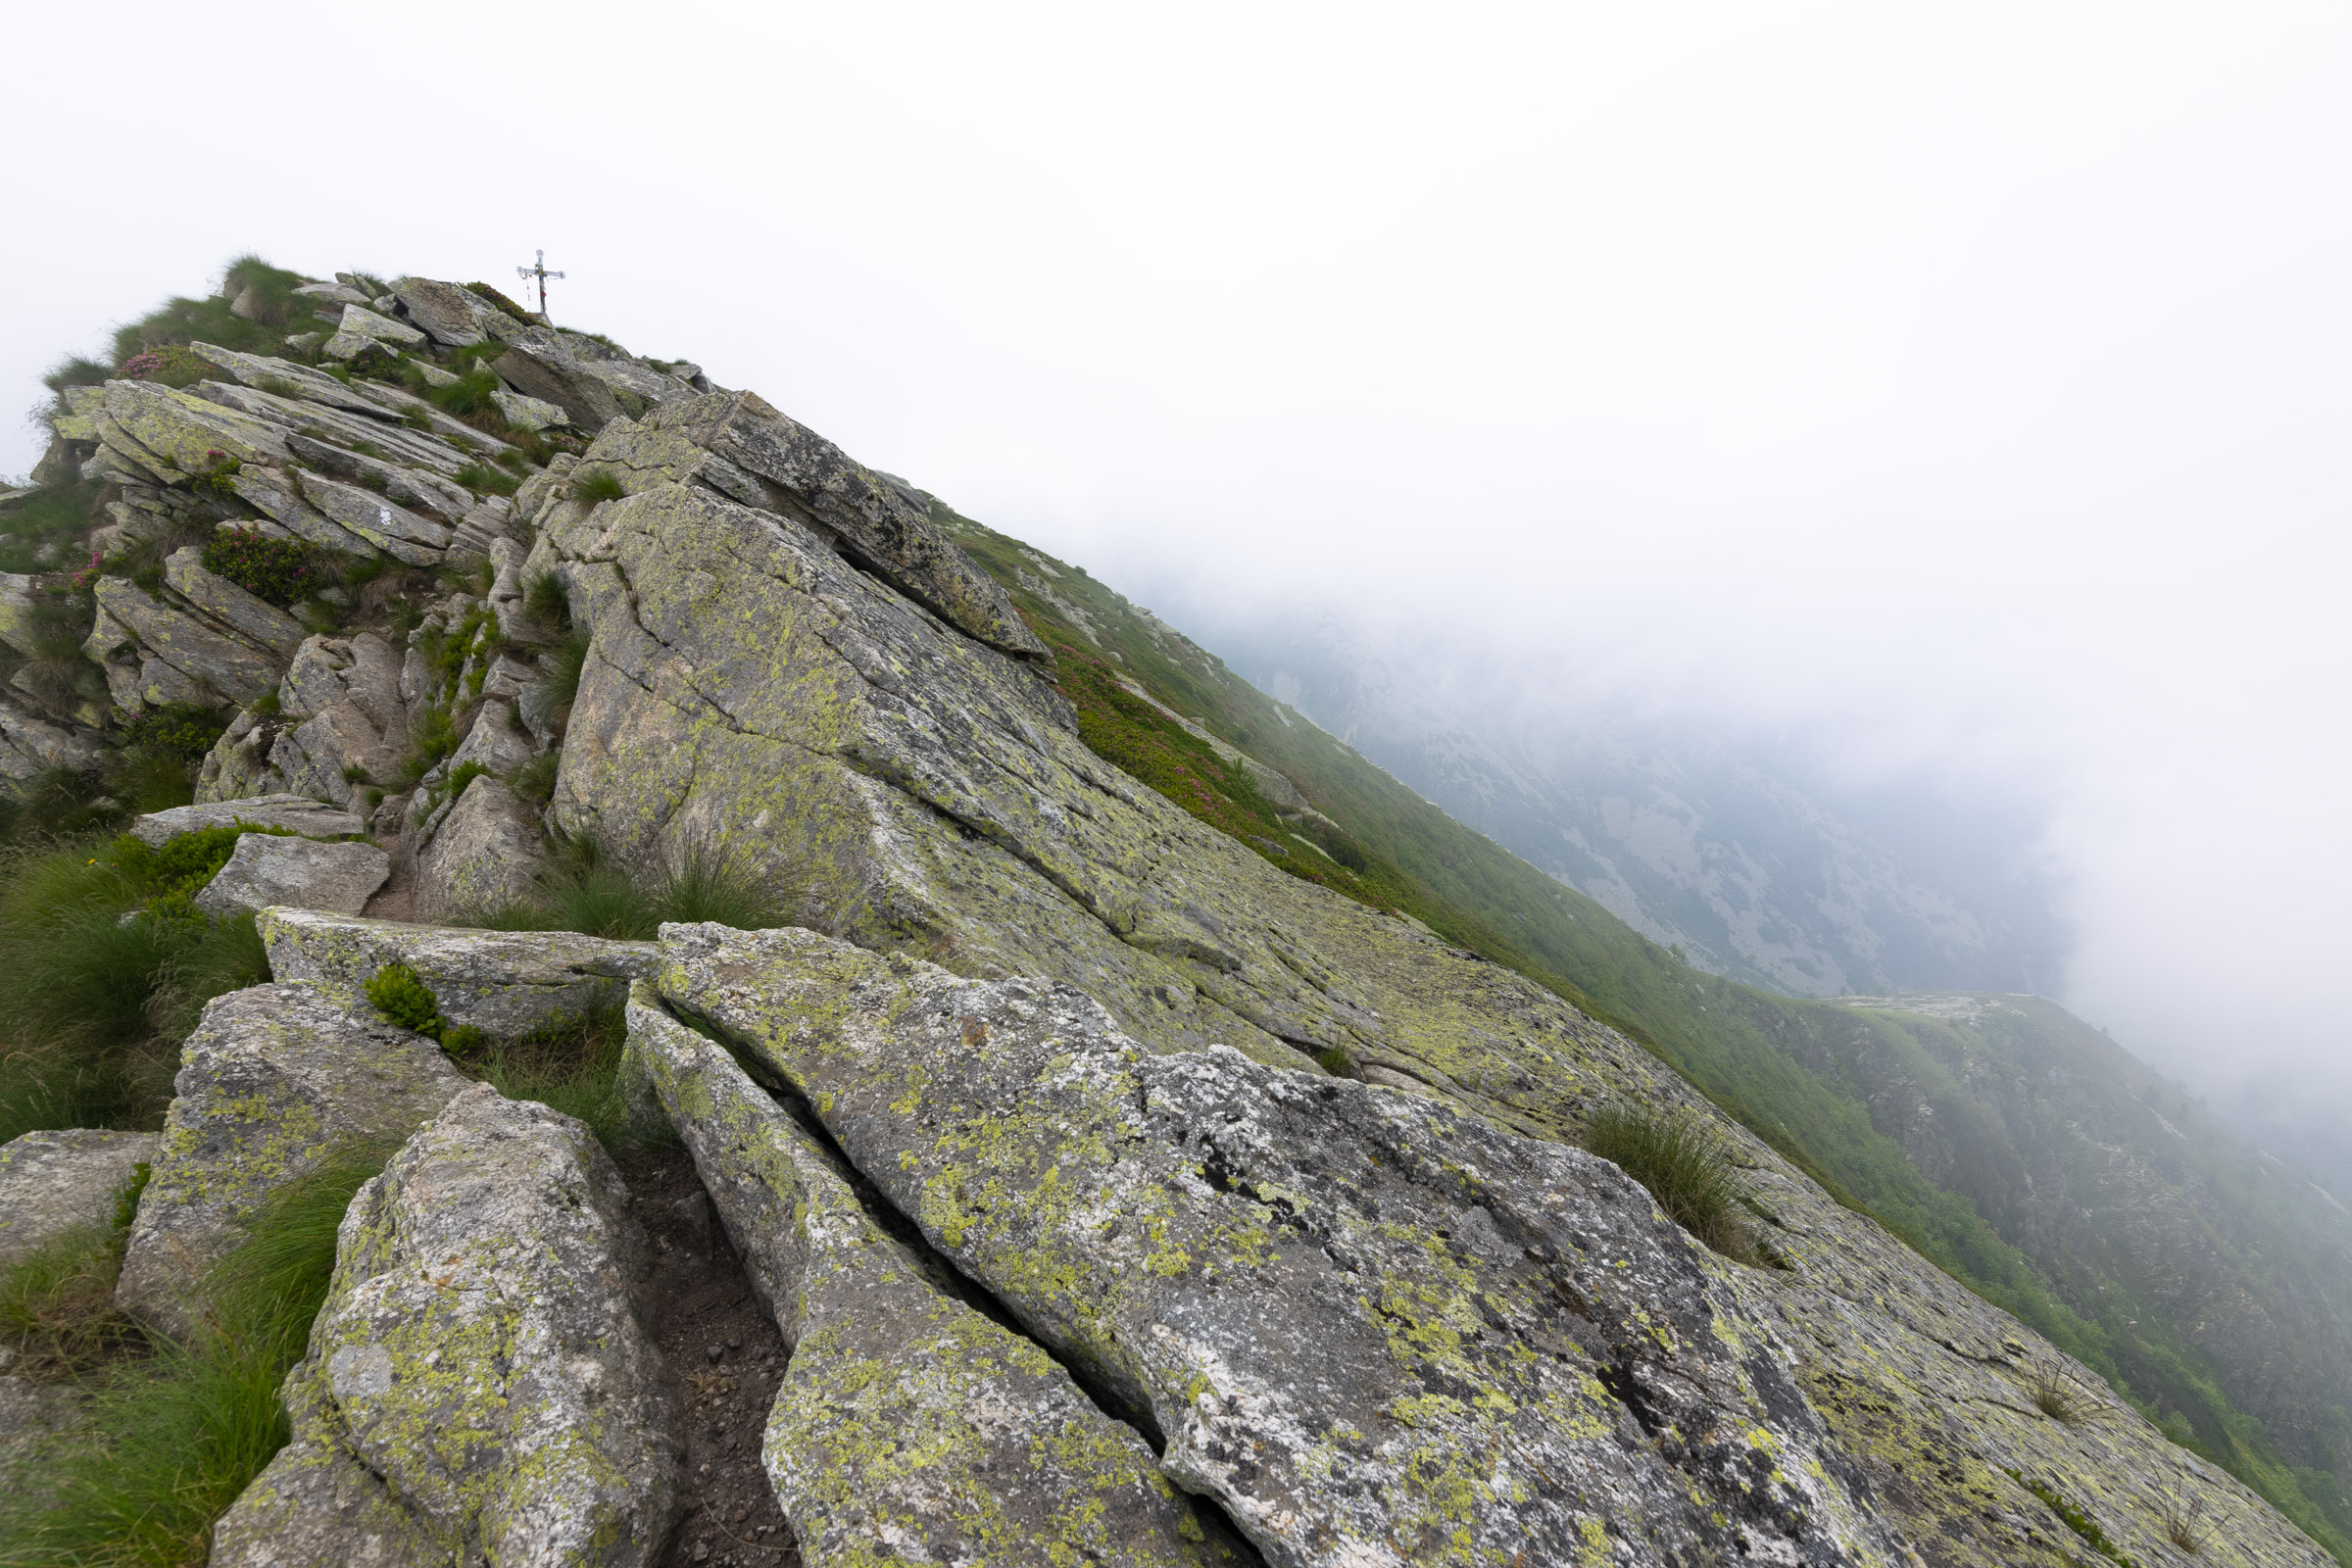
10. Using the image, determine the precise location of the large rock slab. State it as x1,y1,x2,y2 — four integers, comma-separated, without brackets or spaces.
213,1085,678,1568
130,793,366,846
0,1128,157,1268
99,378,291,473
295,472,450,565
389,276,495,347
164,546,307,659
258,906,654,1038
580,393,1045,659
334,303,425,349
208,632,412,808
416,775,545,920
0,697,106,782
116,983,467,1341
84,576,282,710
622,994,1238,1566
194,833,389,916
657,924,1889,1566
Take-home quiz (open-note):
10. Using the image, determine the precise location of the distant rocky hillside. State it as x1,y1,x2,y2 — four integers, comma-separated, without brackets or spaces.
1188,612,2067,999
0,258,2338,1566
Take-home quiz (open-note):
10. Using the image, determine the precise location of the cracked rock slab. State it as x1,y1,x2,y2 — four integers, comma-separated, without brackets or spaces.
116,983,467,1342
621,991,1243,1567
213,1084,678,1568
416,775,546,920
658,923,1895,1568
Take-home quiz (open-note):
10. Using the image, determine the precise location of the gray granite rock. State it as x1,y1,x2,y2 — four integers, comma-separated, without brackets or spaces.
213,1085,678,1568
84,576,281,710
490,386,568,432
258,907,652,1038
194,834,389,917
448,697,534,774
388,276,495,347
294,472,450,565
623,994,1239,1566
658,924,1889,1567
0,1128,157,1268
335,304,425,349
0,697,106,782
416,776,544,920
129,793,366,847
116,983,466,1342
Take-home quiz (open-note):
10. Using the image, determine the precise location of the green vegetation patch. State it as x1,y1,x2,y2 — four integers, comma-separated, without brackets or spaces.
1584,1102,1756,1262
201,525,315,607
0,1150,389,1568
2005,1471,2141,1567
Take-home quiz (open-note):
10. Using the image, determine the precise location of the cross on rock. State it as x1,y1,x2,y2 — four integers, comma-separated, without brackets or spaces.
515,249,566,317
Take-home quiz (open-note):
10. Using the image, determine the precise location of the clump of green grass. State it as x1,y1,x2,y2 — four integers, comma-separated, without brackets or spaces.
470,1001,669,1159
0,1149,390,1568
469,834,783,941
542,626,590,719
1584,1102,1756,1262
2028,1357,2088,1423
0,832,274,1141
0,1164,147,1380
2161,1494,2207,1553
570,467,625,506
521,569,570,630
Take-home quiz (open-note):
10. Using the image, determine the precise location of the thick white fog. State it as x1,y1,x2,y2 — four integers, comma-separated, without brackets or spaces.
4,3,2347,1107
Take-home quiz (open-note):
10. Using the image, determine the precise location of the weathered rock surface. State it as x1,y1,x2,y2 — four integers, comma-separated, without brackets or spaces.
163,546,306,659
415,775,545,919
84,576,282,710
0,1128,156,1268
117,983,466,1341
130,792,367,846
258,906,653,1037
0,697,105,781
213,1085,678,1568
335,303,425,349
491,386,569,432
658,924,1893,1566
622,993,1239,1566
194,833,389,916
200,632,412,808
390,276,496,346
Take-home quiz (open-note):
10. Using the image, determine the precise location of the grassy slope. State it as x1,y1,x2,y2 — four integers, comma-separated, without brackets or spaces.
941,506,2352,1559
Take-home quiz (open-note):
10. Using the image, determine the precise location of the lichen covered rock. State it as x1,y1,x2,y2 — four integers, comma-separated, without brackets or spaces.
116,983,466,1341
258,906,654,1038
129,793,366,846
622,992,1241,1566
657,923,1896,1566
213,1084,678,1568
415,775,546,919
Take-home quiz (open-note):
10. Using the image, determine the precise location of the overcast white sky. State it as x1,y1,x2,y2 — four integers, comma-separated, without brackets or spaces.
4,2,2347,1102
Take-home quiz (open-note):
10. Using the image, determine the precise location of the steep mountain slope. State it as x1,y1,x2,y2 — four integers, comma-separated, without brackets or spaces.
0,258,2340,1564
1191,611,2066,998
945,512,2352,1555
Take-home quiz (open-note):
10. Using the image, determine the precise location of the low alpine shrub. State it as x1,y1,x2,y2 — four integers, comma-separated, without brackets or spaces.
201,525,314,607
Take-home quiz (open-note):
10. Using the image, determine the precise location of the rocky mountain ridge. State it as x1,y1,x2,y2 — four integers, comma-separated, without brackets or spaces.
0,260,2333,1565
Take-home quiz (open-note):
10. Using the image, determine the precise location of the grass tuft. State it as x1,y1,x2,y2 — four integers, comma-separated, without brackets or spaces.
1584,1102,1755,1262
469,834,783,941
0,1150,388,1567
2029,1357,2087,1423
570,467,625,506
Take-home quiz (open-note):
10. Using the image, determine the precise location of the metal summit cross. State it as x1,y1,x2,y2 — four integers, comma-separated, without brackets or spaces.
514,249,565,317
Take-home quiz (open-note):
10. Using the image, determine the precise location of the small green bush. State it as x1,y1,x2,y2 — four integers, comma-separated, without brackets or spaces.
454,460,519,497
509,749,562,808
1584,1102,1754,1262
202,525,314,607
364,961,443,1036
116,701,230,761
570,467,625,506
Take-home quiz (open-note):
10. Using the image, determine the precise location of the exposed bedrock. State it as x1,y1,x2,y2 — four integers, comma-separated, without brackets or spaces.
212,1084,678,1568
623,992,1247,1566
